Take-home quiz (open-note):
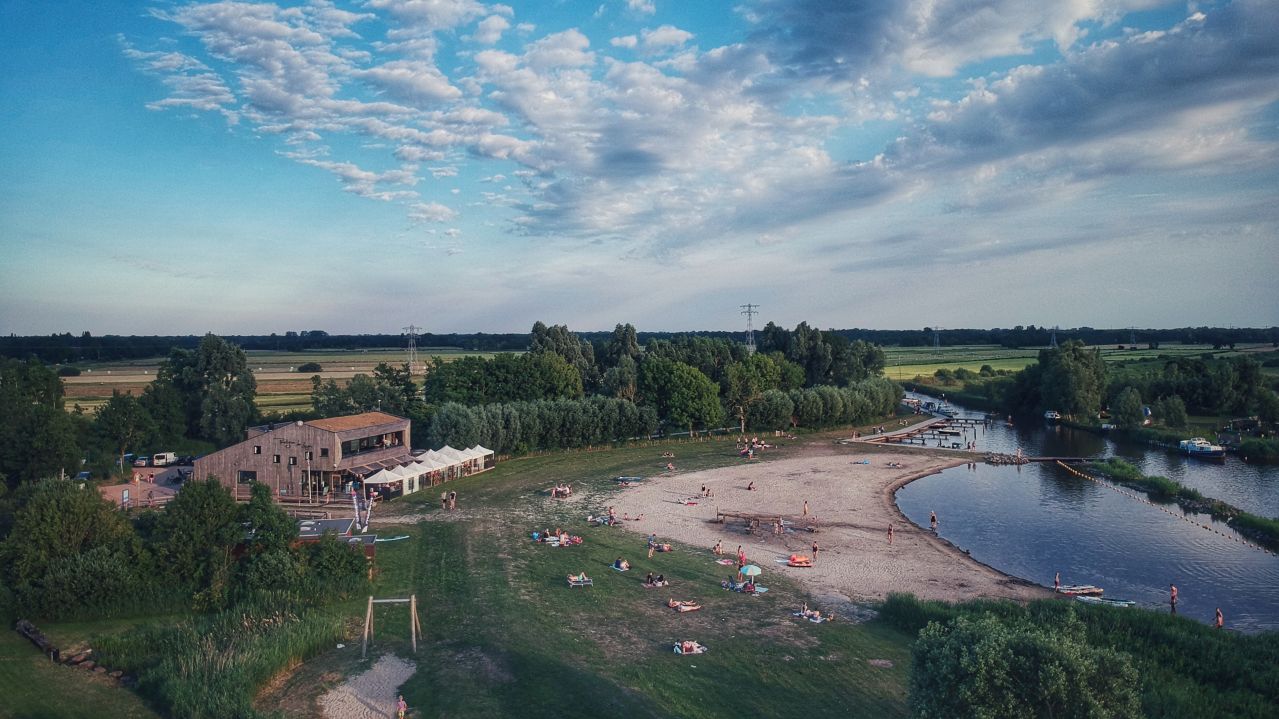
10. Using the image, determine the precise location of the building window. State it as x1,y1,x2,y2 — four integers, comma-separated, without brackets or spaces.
253,445,261,454
237,470,257,484
320,448,330,458
304,451,313,461
273,454,281,464
289,456,297,466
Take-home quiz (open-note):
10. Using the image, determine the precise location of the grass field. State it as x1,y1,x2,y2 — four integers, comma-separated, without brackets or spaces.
0,627,160,719
256,434,917,718
883,343,1272,383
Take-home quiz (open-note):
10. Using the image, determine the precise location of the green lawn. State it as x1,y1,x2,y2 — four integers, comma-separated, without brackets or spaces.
0,628,159,719
304,435,917,718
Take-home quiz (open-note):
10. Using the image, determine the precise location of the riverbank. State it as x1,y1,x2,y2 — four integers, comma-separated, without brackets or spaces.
609,441,1050,608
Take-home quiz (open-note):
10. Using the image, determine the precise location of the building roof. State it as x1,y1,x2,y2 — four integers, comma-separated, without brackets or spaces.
307,411,406,433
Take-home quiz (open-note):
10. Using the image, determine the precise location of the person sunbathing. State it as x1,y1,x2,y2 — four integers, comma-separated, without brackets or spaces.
568,572,589,583
668,599,702,612
613,557,630,571
645,572,655,585
654,574,665,585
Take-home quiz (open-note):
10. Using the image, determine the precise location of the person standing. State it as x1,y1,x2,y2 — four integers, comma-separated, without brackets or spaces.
1054,572,1060,591
811,540,819,563
397,694,408,719
803,500,809,518
887,524,894,544
930,511,938,531
1170,584,1179,614
1215,607,1224,629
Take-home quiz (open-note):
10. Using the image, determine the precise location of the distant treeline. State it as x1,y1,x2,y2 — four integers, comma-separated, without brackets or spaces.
4,325,1278,364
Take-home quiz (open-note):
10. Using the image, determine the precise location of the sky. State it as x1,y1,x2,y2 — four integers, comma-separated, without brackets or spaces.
1,0,1277,336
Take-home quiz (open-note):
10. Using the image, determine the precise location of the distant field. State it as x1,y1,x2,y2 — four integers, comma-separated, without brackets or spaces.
61,347,514,415
883,343,1268,381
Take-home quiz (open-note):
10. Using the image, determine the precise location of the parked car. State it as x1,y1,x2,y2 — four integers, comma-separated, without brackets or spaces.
152,452,178,467
133,456,151,467
74,471,92,481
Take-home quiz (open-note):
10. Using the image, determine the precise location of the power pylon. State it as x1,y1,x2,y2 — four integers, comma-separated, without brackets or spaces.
403,325,421,374
740,304,759,355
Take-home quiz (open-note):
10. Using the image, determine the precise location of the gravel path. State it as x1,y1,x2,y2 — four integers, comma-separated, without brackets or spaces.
319,654,416,719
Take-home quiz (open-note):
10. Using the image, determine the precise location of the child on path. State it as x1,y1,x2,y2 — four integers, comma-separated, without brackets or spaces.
398,695,408,719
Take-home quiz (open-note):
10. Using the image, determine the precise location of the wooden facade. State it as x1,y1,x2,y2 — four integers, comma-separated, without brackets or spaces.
192,412,411,502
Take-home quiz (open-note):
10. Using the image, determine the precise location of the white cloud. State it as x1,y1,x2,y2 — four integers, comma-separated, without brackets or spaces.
409,201,459,222
611,35,638,49
474,15,510,45
627,0,656,15
640,25,693,48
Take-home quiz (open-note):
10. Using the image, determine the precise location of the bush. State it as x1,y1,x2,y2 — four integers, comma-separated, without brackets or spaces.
56,366,81,377
297,362,323,372
1239,438,1279,463
911,612,1141,719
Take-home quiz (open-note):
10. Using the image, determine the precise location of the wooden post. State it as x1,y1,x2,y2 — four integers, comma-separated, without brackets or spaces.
409,595,418,654
361,595,373,659
413,594,423,645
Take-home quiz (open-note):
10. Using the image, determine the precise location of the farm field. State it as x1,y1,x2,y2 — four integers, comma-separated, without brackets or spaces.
884,343,1268,382
60,348,512,414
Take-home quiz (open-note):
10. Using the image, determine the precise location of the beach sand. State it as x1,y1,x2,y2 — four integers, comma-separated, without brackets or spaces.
609,442,1050,612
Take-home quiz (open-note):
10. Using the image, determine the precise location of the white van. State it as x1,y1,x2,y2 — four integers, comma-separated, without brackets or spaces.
152,452,178,467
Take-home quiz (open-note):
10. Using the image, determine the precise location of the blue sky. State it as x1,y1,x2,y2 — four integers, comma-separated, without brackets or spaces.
2,0,1277,335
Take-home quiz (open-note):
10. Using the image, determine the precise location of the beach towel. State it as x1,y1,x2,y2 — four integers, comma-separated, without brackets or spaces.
674,643,708,655
715,558,736,565
792,611,826,623
612,564,629,572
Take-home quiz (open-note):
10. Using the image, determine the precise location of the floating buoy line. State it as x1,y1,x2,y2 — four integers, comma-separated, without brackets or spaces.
1054,461,1275,557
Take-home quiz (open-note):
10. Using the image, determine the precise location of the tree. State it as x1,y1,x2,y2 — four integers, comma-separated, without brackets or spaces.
637,358,722,435
910,613,1140,719
0,358,82,487
153,478,241,606
1038,341,1106,418
602,355,639,402
0,480,142,616
95,391,158,468
155,335,258,445
600,323,640,369
1154,395,1188,429
1258,389,1279,428
1111,386,1145,428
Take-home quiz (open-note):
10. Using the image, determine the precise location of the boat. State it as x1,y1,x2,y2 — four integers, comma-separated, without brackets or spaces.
936,405,959,417
1179,437,1226,459
1075,595,1135,608
1055,584,1104,596
936,428,962,437
1043,410,1062,423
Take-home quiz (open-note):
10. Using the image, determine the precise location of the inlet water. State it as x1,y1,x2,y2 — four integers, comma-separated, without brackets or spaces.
894,395,1279,633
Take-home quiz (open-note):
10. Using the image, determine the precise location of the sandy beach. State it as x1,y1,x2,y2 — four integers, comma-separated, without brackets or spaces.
609,442,1050,611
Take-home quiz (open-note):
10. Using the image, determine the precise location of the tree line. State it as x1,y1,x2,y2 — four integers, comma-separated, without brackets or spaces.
7,325,1275,364
1000,341,1279,431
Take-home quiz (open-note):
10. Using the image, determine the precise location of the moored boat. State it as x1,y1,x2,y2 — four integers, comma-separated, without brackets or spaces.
1056,584,1104,596
1076,595,1135,608
936,405,959,417
1044,410,1062,423
1179,437,1226,459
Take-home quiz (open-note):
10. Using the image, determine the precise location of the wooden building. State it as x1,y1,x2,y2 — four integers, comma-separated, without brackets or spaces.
192,411,411,502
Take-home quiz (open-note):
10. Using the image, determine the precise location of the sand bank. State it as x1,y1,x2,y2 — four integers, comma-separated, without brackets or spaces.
609,443,1049,609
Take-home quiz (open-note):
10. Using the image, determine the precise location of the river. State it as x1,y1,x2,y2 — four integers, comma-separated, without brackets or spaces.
893,395,1279,633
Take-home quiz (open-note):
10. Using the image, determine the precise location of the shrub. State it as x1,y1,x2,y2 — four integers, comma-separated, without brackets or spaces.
56,366,82,377
297,362,323,372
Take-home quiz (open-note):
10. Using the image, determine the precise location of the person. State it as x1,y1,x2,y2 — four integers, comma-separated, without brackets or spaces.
667,462,675,471
1215,607,1224,629
645,571,655,585
713,540,723,555
1170,584,1178,614
773,519,782,536
887,524,894,544
681,640,695,654
648,543,655,559
397,695,407,719
803,500,809,518
811,540,819,563
746,481,755,491
701,484,707,497
648,533,657,547
655,573,664,585
441,492,448,510
448,490,457,510
1054,572,1061,591
930,511,938,531
737,546,746,568
614,557,629,571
